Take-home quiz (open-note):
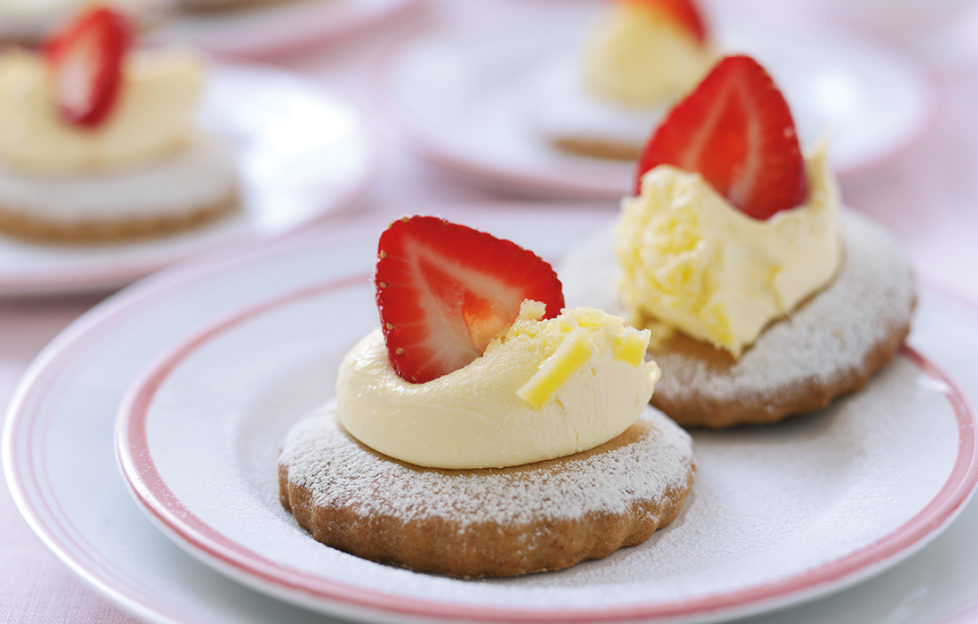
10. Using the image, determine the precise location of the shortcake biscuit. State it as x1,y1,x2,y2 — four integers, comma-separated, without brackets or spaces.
279,404,694,577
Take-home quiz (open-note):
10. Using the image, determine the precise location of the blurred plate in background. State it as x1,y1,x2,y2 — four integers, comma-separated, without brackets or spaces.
162,0,423,59
382,6,935,198
0,63,372,297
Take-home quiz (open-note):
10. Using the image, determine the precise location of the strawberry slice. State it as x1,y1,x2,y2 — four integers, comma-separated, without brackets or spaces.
375,216,565,384
629,0,708,45
634,54,808,220
44,7,133,129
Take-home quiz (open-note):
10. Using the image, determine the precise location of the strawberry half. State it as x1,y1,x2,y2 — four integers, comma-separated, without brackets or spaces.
375,216,565,384
44,7,133,129
629,0,708,45
634,54,808,220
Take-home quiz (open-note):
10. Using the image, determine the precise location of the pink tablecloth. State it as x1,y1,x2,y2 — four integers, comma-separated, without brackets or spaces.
3,1,978,622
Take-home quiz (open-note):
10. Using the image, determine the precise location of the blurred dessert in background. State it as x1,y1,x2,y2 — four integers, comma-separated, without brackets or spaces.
0,6,237,242
0,0,171,44
581,0,713,108
535,0,716,161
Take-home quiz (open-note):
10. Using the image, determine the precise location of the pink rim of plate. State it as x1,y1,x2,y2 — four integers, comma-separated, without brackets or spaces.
924,283,978,624
0,69,374,297
114,278,978,624
376,14,940,199
178,0,424,60
3,223,387,623
4,203,978,623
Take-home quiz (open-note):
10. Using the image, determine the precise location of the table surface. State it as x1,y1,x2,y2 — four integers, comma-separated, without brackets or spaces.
3,1,978,622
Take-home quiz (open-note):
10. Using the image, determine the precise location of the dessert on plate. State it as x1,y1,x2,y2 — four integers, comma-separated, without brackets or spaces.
534,0,716,161
567,54,915,427
279,216,695,577
0,6,237,242
0,0,171,44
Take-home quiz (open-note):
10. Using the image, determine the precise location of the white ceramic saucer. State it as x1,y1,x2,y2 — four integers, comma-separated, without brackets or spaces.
0,0,172,44
0,63,371,297
115,274,974,622
381,5,936,198
161,0,422,58
5,205,978,624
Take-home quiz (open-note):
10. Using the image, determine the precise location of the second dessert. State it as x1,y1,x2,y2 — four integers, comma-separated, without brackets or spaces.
613,54,916,427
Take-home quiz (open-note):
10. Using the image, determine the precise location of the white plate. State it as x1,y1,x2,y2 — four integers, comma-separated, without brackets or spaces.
115,271,976,621
5,205,978,624
382,4,936,198
161,0,422,59
0,63,371,297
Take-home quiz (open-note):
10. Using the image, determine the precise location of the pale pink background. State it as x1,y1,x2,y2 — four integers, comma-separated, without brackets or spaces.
3,1,978,622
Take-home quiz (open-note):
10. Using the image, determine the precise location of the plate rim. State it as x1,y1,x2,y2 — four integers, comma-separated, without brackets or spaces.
115,275,978,623
377,13,940,199
1,221,390,624
0,61,374,298
166,0,424,60
4,207,978,624
375,20,635,201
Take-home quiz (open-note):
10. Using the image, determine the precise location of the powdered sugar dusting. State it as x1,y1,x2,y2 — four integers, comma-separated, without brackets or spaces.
561,212,916,402
133,232,966,614
279,403,693,527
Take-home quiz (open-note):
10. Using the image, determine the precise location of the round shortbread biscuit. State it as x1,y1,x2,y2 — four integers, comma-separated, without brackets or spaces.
0,133,237,243
649,212,915,427
278,405,695,578
549,136,643,162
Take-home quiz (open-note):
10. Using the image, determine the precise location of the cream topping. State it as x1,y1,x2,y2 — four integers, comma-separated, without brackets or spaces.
615,142,841,357
337,303,659,469
0,48,204,174
580,0,714,108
